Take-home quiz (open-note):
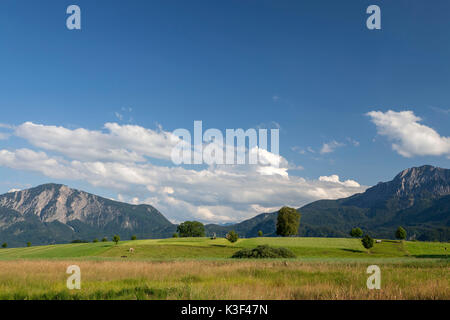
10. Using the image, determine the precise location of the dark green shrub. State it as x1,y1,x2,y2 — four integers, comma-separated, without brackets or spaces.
258,230,263,237
232,245,296,259
112,235,120,245
71,239,88,243
131,235,137,240
93,238,99,243
26,242,31,247
101,237,108,242
172,233,179,238
1,243,7,248
361,234,374,252
350,227,363,238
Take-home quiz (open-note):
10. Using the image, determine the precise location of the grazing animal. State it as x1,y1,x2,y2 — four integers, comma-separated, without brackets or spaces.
129,248,134,253
376,240,382,243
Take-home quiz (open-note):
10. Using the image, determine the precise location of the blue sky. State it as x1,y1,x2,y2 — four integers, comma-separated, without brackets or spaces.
0,0,449,222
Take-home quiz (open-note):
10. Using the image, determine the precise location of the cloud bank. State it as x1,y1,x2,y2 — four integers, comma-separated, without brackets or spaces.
0,122,366,223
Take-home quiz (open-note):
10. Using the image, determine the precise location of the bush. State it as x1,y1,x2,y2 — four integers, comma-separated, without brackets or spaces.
71,239,88,243
101,237,108,242
395,226,407,240
232,245,296,259
172,233,179,238
226,230,239,243
93,238,99,243
350,227,363,238
112,235,120,245
361,234,374,252
26,242,31,247
258,230,263,237
131,235,137,240
1,243,7,248
177,221,205,237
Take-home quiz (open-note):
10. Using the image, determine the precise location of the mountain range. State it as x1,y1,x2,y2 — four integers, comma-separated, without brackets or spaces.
0,165,449,246
0,184,176,247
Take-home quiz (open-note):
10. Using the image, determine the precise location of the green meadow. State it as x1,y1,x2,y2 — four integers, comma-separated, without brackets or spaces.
0,237,448,299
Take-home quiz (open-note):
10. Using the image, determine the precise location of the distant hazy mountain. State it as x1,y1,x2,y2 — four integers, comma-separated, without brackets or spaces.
0,184,176,247
206,165,450,241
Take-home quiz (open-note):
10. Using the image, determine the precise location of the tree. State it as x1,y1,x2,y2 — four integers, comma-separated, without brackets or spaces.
131,235,137,240
177,221,205,237
395,226,407,240
361,235,374,253
276,207,301,237
27,242,31,247
258,230,263,237
93,238,99,243
112,235,120,245
1,243,7,248
350,227,363,238
172,233,179,238
101,237,108,242
226,230,239,243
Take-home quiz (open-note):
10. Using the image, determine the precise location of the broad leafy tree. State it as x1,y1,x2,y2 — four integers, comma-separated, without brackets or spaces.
177,221,206,237
349,227,363,238
361,235,374,253
395,226,407,240
226,230,239,243
276,207,301,237
112,235,120,245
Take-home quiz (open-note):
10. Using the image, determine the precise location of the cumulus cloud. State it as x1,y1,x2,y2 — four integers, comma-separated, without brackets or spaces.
15,122,180,162
367,110,450,158
0,122,367,223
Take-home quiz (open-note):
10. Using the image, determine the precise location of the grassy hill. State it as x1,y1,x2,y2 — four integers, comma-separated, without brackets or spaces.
0,237,448,261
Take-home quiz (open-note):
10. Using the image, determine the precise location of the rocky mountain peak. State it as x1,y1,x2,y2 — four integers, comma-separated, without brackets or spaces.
392,165,450,198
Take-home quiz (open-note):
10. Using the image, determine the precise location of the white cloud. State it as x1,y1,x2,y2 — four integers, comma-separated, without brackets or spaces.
291,146,305,154
0,122,367,223
430,106,450,115
114,112,124,121
320,140,345,154
367,110,450,158
15,122,180,163
319,175,361,187
346,137,360,147
307,146,315,154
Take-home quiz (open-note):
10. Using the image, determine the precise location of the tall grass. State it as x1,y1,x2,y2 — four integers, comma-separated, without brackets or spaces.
0,260,447,300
